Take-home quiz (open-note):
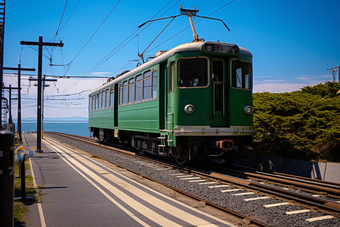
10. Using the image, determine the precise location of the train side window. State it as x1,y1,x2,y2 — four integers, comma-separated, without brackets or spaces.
169,62,174,93
135,74,142,102
92,95,97,110
129,78,135,103
152,70,158,98
102,91,105,109
106,89,109,108
98,92,101,109
122,81,128,104
232,60,252,90
89,97,92,111
178,58,208,87
110,87,114,108
143,71,151,100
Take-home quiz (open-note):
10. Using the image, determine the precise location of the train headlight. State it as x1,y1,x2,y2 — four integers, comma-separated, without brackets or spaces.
243,105,253,115
184,104,195,115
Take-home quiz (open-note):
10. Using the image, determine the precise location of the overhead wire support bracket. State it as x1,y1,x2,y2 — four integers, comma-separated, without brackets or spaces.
137,6,231,60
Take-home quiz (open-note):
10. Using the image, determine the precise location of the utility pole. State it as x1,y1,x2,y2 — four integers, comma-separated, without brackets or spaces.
3,84,19,133
20,36,63,153
29,76,57,139
3,65,35,141
327,66,340,82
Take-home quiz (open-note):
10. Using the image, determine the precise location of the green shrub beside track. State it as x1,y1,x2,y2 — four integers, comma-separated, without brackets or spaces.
253,82,340,162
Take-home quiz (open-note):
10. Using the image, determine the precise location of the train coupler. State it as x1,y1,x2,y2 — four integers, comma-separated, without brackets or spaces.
214,139,234,151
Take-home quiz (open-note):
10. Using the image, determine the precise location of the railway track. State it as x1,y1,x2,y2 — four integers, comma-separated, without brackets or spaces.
45,132,340,226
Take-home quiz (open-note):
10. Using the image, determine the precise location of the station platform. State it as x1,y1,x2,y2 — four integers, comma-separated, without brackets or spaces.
21,133,235,227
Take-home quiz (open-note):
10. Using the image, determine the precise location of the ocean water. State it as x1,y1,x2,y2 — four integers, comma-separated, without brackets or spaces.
18,122,91,137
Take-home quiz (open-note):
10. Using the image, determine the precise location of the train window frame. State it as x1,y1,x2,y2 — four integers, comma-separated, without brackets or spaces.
122,80,128,105
135,74,143,102
169,62,174,93
143,70,152,100
105,89,109,108
177,57,209,89
102,91,105,109
152,70,158,99
129,78,135,104
212,59,224,83
230,59,252,90
110,87,114,108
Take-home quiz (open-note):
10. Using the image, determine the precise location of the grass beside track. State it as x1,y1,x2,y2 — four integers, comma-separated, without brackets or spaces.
14,159,42,224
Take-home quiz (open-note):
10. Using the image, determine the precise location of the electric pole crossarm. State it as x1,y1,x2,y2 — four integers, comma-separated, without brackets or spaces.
20,41,64,47
3,67,35,71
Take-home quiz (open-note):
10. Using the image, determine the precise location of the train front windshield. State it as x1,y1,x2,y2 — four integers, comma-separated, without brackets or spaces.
178,58,208,87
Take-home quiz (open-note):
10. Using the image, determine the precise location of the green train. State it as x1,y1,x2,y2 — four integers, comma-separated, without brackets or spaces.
88,41,254,165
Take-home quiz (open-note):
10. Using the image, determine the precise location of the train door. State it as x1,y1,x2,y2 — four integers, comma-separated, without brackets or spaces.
159,61,167,130
211,58,228,127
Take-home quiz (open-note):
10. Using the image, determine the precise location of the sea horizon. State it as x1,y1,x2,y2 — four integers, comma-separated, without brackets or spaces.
17,122,91,137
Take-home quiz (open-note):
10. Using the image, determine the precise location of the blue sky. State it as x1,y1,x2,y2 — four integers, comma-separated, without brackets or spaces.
3,0,340,118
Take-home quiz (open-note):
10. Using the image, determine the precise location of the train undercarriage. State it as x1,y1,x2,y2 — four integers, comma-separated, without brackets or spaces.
91,127,250,165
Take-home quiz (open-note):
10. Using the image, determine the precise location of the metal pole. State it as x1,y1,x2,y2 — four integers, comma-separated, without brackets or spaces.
36,36,43,153
18,64,22,141
20,154,26,201
8,84,11,124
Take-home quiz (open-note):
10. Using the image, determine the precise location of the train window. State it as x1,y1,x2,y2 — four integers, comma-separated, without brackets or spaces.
110,87,114,107
232,60,252,89
212,60,224,82
98,93,101,109
106,89,109,108
143,71,151,100
135,74,142,102
129,78,135,103
93,95,96,110
178,58,208,87
102,91,105,109
169,62,174,93
122,81,128,104
152,70,158,98
212,60,224,112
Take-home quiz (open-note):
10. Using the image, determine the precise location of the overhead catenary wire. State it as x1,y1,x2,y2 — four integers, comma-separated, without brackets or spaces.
62,0,177,92
65,0,122,67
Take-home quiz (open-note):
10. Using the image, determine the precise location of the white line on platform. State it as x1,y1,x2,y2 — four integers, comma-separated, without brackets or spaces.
233,192,255,196
264,202,290,208
244,196,270,201
29,157,46,227
306,215,334,222
286,209,311,215
209,185,230,189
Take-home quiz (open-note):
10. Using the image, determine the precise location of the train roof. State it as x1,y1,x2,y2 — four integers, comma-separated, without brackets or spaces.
90,41,252,95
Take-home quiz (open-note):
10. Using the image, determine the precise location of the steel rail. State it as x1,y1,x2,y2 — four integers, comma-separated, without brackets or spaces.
214,167,340,199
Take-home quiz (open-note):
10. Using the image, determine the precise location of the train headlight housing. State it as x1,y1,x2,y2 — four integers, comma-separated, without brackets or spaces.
243,105,253,115
184,104,195,115
203,42,239,54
